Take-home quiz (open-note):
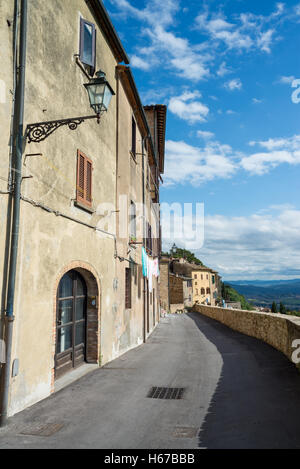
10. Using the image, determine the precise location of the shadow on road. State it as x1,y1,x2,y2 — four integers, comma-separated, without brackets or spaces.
188,312,300,449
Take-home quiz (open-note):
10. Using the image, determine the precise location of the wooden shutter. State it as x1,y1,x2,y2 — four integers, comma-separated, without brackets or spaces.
125,268,132,309
77,150,93,208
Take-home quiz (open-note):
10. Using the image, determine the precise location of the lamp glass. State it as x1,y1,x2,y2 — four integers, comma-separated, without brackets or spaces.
102,85,114,111
85,82,105,114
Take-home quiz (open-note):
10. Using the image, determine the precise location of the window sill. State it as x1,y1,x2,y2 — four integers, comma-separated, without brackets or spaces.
74,200,95,214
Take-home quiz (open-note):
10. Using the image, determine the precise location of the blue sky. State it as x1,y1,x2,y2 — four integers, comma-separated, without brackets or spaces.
105,0,300,280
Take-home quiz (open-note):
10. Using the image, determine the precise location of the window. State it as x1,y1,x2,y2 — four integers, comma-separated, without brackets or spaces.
201,288,205,295
77,150,93,208
131,117,136,158
125,268,132,309
194,274,197,279
207,288,211,294
130,201,137,239
145,221,153,255
212,275,215,284
80,18,96,72
195,282,197,286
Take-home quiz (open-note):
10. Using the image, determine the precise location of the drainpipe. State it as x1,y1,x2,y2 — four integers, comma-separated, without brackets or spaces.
142,136,147,343
0,0,19,346
0,0,27,427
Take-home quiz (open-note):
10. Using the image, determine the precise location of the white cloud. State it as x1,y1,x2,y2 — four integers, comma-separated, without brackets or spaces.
249,134,300,151
130,55,151,70
169,91,209,123
109,0,210,81
197,130,215,140
257,29,275,53
162,205,300,280
217,61,231,77
198,206,300,280
195,4,285,55
145,26,210,81
242,135,300,174
224,78,242,91
252,98,263,104
164,139,238,186
278,75,296,85
240,151,299,175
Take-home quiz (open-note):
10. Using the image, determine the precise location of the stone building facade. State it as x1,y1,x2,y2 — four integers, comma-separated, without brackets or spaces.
160,258,220,312
0,0,166,419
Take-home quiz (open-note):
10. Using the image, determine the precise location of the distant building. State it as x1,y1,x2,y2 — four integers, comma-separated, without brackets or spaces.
160,258,220,311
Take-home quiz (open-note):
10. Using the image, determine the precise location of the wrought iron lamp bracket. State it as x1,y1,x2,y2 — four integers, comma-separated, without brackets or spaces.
26,113,102,144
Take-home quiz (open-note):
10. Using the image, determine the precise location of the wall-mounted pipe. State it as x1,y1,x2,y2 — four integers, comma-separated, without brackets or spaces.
0,0,27,427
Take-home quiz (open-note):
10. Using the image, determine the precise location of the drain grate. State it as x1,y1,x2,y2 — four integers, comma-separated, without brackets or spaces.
20,423,64,437
147,387,185,400
173,427,199,439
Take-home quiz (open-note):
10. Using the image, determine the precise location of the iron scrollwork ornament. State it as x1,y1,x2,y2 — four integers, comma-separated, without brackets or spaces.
26,114,101,144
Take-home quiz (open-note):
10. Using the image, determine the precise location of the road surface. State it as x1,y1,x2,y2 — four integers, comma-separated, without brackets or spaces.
1,312,300,449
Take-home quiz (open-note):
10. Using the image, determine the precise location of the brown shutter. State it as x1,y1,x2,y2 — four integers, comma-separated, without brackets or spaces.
125,268,132,309
77,150,93,208
86,160,92,205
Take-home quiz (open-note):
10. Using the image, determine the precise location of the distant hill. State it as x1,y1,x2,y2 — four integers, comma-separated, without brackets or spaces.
227,279,300,287
225,279,300,310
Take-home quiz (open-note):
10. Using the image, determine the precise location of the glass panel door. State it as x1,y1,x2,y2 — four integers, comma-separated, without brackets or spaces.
55,271,87,378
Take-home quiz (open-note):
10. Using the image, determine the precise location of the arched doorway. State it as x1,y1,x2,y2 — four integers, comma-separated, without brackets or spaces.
55,271,87,378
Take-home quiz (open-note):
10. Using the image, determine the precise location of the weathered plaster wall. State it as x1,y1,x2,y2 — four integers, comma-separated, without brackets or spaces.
115,76,144,354
195,304,300,364
1,0,122,417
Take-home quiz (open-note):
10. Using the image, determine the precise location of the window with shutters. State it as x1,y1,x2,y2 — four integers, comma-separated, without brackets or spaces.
125,268,132,309
76,150,93,208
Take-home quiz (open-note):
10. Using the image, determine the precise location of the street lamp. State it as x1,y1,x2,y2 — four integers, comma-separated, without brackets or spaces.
26,70,115,143
84,70,115,121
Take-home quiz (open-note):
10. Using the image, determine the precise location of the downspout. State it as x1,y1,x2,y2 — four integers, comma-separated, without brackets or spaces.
0,0,20,345
142,137,147,343
0,0,27,427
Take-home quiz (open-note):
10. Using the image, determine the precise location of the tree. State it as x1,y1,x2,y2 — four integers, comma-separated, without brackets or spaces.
272,301,278,314
280,302,287,314
163,245,204,266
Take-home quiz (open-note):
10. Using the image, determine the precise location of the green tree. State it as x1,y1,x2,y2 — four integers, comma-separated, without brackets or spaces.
223,283,255,311
163,245,204,266
272,301,278,314
279,302,287,314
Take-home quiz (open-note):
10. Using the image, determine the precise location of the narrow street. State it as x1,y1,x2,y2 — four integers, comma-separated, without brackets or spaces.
1,312,300,449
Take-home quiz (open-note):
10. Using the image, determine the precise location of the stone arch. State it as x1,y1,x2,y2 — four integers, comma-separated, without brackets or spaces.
52,261,101,389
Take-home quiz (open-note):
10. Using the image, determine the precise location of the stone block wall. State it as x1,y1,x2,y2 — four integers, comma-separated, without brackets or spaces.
195,304,300,364
169,274,184,305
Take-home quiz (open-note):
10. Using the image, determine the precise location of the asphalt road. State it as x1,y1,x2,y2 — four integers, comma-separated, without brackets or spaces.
1,312,300,449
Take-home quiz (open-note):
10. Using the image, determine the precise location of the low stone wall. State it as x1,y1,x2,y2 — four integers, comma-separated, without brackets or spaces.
170,304,184,314
195,304,300,364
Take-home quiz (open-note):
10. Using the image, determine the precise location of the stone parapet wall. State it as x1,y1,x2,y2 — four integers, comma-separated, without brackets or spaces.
195,304,300,363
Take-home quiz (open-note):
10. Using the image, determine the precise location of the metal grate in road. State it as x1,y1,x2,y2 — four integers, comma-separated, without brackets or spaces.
147,387,185,400
20,423,64,437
